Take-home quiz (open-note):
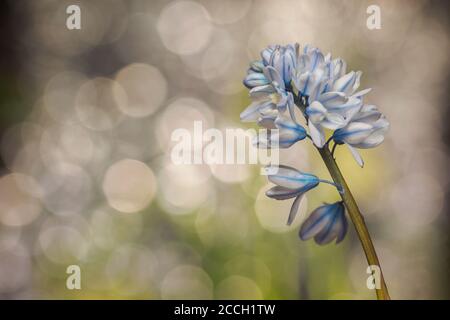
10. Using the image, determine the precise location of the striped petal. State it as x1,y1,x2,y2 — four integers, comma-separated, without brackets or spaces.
266,165,319,190
299,202,347,245
308,121,326,148
266,186,302,200
243,72,270,89
333,122,373,145
287,193,305,226
346,144,364,167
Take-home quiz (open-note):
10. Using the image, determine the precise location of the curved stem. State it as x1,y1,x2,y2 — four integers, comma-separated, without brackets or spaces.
318,146,390,300
318,179,343,194
331,141,338,158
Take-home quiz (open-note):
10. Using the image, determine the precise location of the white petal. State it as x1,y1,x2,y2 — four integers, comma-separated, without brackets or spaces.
322,113,346,130
263,66,284,89
318,92,347,108
308,121,325,148
287,193,305,226
306,101,326,123
346,144,364,167
249,85,275,99
240,102,262,122
350,71,362,94
332,71,355,93
352,88,372,98
353,134,384,149
338,122,373,145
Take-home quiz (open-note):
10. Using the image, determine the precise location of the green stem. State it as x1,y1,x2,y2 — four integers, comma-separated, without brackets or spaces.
318,146,390,300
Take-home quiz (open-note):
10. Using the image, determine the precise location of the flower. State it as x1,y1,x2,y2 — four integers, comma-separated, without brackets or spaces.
243,71,270,89
255,111,307,148
299,202,348,245
241,43,388,246
286,44,375,147
332,104,389,166
241,66,294,124
263,44,297,87
292,45,329,99
265,165,320,225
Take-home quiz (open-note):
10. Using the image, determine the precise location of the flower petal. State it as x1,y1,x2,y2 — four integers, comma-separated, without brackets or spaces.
299,205,332,240
308,121,326,148
314,203,347,245
287,193,305,226
332,71,356,93
266,165,319,190
266,186,301,200
318,92,347,108
243,72,270,88
346,143,364,167
299,202,347,245
333,122,373,145
240,101,273,122
306,101,326,124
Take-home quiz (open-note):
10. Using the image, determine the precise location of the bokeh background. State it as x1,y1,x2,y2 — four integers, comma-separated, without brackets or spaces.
0,0,449,299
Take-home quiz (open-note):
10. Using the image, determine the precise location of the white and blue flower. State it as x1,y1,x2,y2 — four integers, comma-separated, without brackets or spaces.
241,43,388,245
264,165,320,226
255,111,307,148
299,202,348,245
332,104,389,167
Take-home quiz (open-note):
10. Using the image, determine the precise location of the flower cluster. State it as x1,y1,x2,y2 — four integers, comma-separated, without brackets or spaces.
241,43,389,245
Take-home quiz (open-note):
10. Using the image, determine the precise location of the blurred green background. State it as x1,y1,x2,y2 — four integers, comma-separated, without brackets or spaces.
0,0,449,299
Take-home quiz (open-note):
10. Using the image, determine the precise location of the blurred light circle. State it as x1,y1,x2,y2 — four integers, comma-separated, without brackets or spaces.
224,255,272,293
216,275,263,299
40,124,94,166
90,206,143,250
157,1,213,55
114,63,168,118
204,0,252,25
205,49,248,95
154,242,202,277
156,97,214,151
208,126,252,183
157,163,212,215
247,19,309,60
254,185,308,233
75,0,128,46
75,77,125,131
44,71,87,124
1,122,42,173
38,225,88,264
105,245,158,294
102,159,156,213
210,163,251,184
161,265,213,299
40,163,93,216
0,173,41,227
181,28,235,80
0,228,21,251
0,243,31,294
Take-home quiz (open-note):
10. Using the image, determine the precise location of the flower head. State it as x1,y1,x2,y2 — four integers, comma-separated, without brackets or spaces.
265,165,320,225
241,43,388,245
299,202,348,245
333,104,389,166
255,111,307,149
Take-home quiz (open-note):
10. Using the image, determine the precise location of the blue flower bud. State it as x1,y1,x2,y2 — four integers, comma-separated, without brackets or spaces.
266,165,319,191
299,202,347,245
243,72,270,89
